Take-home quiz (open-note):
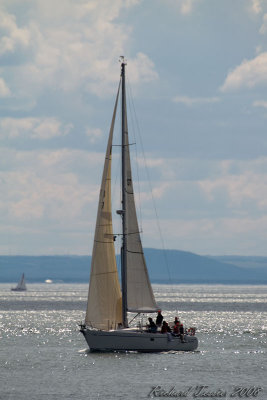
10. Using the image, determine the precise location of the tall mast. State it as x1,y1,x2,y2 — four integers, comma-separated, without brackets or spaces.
120,57,128,328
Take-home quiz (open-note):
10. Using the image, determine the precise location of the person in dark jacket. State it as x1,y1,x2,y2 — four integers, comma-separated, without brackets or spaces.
147,317,157,333
156,310,163,327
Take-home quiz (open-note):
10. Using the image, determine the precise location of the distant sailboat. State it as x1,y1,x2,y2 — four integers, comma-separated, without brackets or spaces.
80,57,198,352
11,273,27,291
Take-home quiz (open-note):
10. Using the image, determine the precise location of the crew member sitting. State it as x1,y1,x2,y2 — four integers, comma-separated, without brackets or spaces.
147,317,157,333
161,320,171,334
172,322,180,335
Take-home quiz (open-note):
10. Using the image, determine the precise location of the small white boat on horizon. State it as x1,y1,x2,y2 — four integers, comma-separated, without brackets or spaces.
80,57,198,352
11,273,27,292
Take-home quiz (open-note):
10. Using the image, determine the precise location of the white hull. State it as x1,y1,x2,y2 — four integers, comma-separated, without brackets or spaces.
80,327,198,352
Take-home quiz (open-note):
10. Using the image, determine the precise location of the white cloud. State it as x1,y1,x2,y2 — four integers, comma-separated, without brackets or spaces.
137,157,164,168
173,95,220,106
0,1,157,103
3,169,94,221
180,0,194,15
0,77,11,97
0,117,35,138
127,53,159,84
32,119,73,139
255,45,262,54
139,156,267,254
135,155,267,215
0,146,110,253
253,100,267,108
142,215,267,255
2,148,267,254
0,147,105,223
198,158,267,211
0,117,73,139
220,52,267,92
0,9,30,54
137,182,172,204
85,128,102,143
250,0,262,15
260,13,267,34
166,0,200,15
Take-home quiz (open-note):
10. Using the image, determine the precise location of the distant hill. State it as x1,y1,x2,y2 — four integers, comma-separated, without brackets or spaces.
1,249,267,284
144,249,267,284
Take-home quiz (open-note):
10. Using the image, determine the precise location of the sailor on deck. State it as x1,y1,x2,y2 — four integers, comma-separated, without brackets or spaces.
147,317,157,333
156,310,163,327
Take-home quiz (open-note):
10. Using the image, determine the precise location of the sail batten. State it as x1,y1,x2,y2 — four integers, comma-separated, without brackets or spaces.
85,82,122,330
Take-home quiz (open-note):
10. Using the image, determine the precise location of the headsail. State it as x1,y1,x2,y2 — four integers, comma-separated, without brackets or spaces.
85,83,122,330
122,92,158,314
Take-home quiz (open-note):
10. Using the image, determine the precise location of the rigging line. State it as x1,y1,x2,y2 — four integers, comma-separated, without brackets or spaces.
128,313,140,325
126,78,173,287
126,75,143,233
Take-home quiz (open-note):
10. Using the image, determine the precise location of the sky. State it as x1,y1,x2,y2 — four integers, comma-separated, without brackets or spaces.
1,0,267,256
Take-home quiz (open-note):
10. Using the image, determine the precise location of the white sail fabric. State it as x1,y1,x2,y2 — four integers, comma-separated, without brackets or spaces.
85,84,122,330
123,113,158,313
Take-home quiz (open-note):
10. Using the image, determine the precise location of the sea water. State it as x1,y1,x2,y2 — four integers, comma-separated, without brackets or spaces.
0,284,266,400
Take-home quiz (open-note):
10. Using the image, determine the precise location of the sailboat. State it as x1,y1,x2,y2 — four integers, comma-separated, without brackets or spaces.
11,273,27,292
80,57,198,352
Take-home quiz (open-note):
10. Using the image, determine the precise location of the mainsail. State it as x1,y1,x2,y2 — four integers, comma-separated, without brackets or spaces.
122,86,158,313
85,83,122,330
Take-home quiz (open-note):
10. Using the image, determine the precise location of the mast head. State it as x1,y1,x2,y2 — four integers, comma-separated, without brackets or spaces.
119,56,127,66
119,56,127,75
